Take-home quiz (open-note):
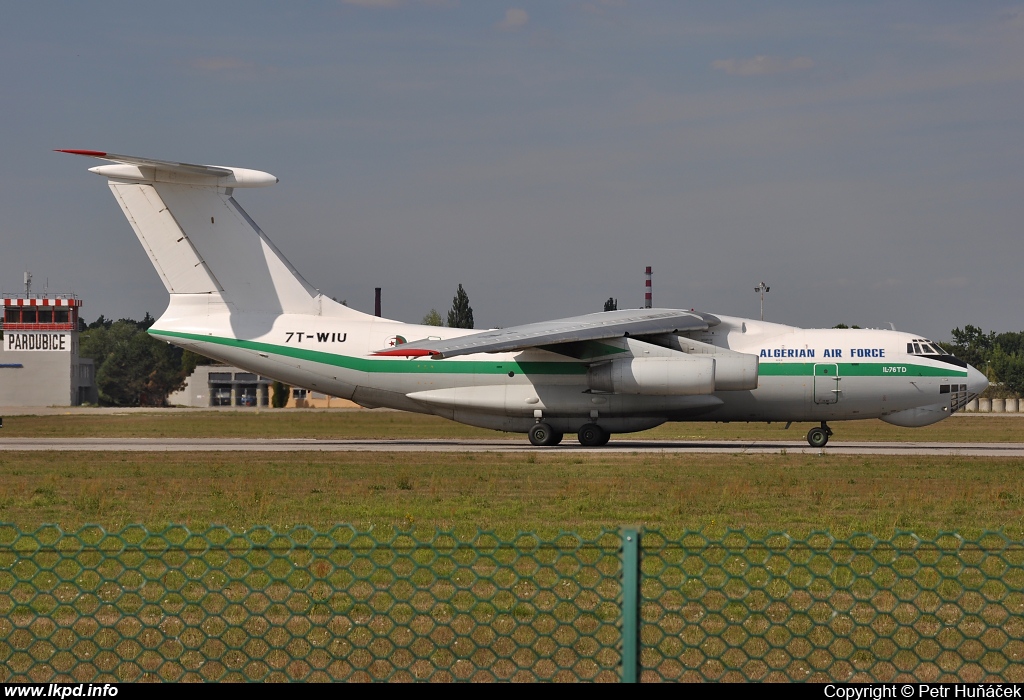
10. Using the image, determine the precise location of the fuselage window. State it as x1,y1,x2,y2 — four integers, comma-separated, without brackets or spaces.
913,342,922,354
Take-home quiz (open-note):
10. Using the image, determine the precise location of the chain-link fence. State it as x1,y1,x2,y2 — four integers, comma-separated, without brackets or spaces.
638,530,1024,682
1,525,1021,682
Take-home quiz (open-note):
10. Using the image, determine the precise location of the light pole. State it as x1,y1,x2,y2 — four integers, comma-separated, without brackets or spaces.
754,281,770,321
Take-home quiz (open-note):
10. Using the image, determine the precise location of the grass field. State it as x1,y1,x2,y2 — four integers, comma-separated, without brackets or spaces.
1,412,1022,534
1,450,1022,536
2,410,1023,442
2,413,1023,683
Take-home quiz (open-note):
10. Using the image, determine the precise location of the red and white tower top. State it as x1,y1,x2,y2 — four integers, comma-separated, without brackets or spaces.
2,294,82,331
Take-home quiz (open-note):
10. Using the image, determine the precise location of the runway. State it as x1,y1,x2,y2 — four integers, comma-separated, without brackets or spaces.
2,437,1024,456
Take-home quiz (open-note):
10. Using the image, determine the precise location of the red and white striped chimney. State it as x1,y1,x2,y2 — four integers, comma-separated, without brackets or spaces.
644,266,652,308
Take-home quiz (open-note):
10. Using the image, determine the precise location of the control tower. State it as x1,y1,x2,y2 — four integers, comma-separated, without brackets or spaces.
0,290,96,406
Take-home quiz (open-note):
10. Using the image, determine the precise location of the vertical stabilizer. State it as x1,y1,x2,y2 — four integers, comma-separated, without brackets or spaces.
59,150,346,316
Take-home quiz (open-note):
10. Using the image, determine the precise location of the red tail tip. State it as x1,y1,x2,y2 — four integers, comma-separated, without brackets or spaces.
55,149,108,157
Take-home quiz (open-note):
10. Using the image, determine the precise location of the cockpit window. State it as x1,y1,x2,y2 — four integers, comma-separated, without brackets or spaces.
908,339,949,355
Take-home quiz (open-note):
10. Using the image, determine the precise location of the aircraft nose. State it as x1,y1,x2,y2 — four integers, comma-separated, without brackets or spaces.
966,363,989,396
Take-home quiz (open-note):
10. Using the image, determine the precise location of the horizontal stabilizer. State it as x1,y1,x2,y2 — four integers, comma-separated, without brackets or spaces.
56,149,278,188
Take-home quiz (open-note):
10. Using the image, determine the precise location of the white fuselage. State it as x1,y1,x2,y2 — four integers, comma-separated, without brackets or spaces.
151,296,987,435
59,149,987,440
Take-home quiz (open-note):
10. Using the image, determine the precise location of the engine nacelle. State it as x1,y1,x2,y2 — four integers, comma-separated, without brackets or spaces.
587,356,716,396
708,353,759,391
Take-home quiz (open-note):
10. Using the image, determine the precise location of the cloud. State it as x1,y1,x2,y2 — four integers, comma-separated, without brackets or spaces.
997,9,1024,29
341,0,459,7
189,57,254,73
934,276,970,289
871,278,904,290
580,0,627,15
341,0,405,7
712,55,815,76
496,8,529,31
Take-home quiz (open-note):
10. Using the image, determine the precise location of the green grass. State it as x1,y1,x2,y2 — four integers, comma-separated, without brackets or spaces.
1,410,1022,442
3,413,1023,684
1,450,1022,536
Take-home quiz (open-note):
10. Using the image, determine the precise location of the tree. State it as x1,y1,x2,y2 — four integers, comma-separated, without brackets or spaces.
79,316,188,406
604,298,618,312
271,381,290,408
88,315,113,330
947,325,995,370
422,309,443,326
83,324,171,406
990,348,1024,397
447,284,474,329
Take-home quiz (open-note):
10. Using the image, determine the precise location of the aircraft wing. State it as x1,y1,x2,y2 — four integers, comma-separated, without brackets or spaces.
373,308,717,359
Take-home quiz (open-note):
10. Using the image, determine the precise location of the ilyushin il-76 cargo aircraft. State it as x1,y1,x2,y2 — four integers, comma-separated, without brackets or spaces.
60,150,988,447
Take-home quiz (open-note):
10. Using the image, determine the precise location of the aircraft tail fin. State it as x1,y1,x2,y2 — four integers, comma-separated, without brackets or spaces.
59,150,352,317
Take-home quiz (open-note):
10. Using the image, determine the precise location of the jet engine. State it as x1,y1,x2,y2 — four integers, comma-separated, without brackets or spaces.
587,356,716,395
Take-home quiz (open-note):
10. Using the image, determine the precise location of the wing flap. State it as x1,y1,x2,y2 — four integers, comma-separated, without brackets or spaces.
373,309,714,359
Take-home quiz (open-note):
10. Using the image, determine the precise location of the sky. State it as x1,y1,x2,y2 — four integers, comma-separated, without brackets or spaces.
1,1,1022,341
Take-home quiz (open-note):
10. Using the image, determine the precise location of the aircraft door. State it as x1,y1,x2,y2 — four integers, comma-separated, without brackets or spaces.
813,364,841,404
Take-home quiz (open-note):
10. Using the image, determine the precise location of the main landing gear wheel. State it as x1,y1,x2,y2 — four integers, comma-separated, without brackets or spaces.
577,423,609,447
529,423,561,447
806,422,833,448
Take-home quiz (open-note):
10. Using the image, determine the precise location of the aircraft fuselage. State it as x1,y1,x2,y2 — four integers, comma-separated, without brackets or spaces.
151,300,986,437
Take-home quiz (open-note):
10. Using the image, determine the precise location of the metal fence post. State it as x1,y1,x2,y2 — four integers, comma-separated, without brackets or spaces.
621,527,640,683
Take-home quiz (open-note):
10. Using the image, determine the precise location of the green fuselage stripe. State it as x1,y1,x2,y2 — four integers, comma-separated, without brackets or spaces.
151,329,967,379
150,329,586,375
758,362,966,378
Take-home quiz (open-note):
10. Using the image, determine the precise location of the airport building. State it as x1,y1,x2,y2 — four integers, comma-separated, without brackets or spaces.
168,364,357,408
168,365,273,407
0,293,97,406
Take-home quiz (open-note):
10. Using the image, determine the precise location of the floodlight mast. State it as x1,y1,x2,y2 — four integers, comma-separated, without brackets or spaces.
755,281,770,321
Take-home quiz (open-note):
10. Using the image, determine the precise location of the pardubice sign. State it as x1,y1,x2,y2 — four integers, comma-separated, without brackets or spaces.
4,333,71,352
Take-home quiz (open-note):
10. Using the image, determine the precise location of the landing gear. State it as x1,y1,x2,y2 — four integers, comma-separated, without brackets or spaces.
529,422,562,447
806,421,833,448
577,423,609,447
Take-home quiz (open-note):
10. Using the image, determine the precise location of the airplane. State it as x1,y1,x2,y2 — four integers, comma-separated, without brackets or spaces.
58,149,989,447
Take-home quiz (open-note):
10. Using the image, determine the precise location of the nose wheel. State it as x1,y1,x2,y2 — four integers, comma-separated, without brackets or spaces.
806,422,832,448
